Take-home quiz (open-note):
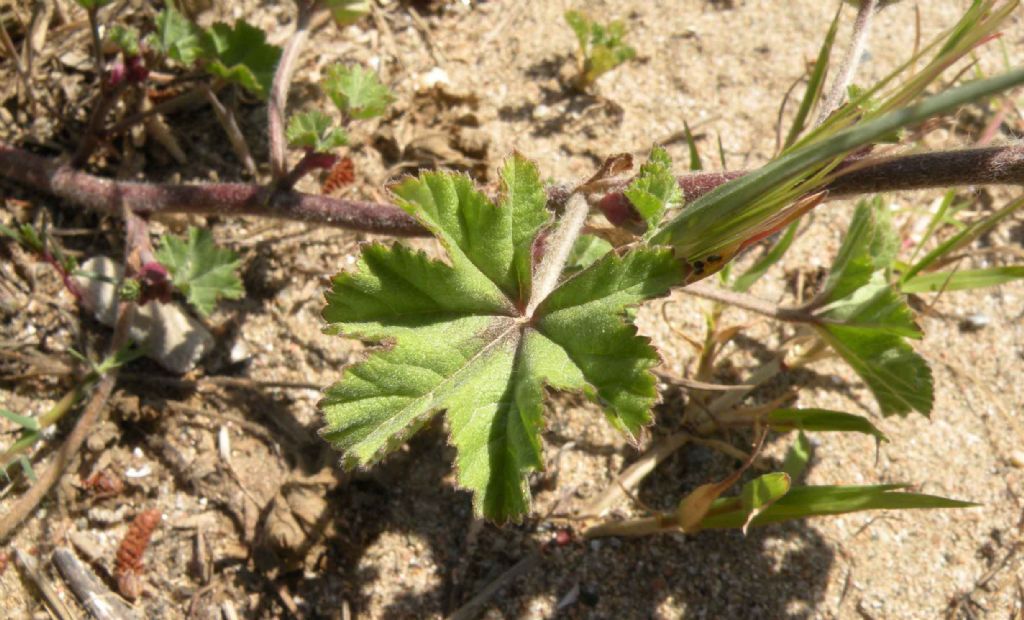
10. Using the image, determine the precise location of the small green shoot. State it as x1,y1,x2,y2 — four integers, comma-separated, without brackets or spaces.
324,64,394,120
107,25,141,57
148,7,205,66
564,10,637,90
201,20,282,98
325,0,371,26
155,227,244,316
286,110,349,152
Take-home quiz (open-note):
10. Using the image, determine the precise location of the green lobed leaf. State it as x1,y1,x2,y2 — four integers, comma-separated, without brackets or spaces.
286,111,348,152
156,227,244,316
566,234,613,271
768,408,887,442
623,147,683,235
108,25,141,57
816,324,933,416
324,64,394,120
321,157,683,521
201,21,282,98
821,198,898,302
820,275,921,338
149,7,205,66
565,11,635,87
901,266,1024,294
699,484,975,530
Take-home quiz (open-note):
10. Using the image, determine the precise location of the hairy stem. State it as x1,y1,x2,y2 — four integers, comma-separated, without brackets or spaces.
816,0,878,125
3,142,1024,235
527,193,589,316
268,1,313,179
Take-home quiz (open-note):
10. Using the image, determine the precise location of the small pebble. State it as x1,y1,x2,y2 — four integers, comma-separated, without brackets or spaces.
1009,451,1024,469
959,313,990,332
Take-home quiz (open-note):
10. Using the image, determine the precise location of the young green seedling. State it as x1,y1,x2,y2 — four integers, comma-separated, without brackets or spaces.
564,10,637,91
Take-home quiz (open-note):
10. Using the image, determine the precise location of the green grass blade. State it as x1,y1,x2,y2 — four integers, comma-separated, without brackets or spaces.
907,190,957,265
652,66,1024,261
782,7,839,149
901,266,1024,294
683,121,702,171
0,408,40,432
699,484,975,530
902,195,1024,282
768,407,888,441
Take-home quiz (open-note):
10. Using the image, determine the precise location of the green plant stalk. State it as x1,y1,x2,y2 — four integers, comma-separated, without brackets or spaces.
652,66,1024,266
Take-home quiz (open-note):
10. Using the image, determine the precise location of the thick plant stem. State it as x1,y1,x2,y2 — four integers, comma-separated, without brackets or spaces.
527,193,589,316
3,142,1024,234
268,1,313,179
0,143,425,235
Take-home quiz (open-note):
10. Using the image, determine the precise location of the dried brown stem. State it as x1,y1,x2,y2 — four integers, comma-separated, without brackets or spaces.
3,142,1024,235
816,0,878,125
203,85,257,177
682,281,815,323
268,1,314,179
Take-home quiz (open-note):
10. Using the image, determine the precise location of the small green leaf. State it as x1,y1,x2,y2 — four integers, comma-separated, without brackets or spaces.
816,324,933,416
768,408,888,442
149,7,205,65
565,11,635,87
739,472,791,533
156,227,244,316
623,147,682,234
567,235,613,271
286,111,348,152
564,11,590,50
324,64,394,120
325,0,371,26
822,198,898,302
201,20,282,98
108,25,141,57
74,0,114,8
13,455,37,483
781,431,812,480
700,484,975,530
821,275,921,338
901,266,1024,294
0,408,40,432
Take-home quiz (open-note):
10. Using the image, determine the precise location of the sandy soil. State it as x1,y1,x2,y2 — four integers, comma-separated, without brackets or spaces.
1,1,1023,618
